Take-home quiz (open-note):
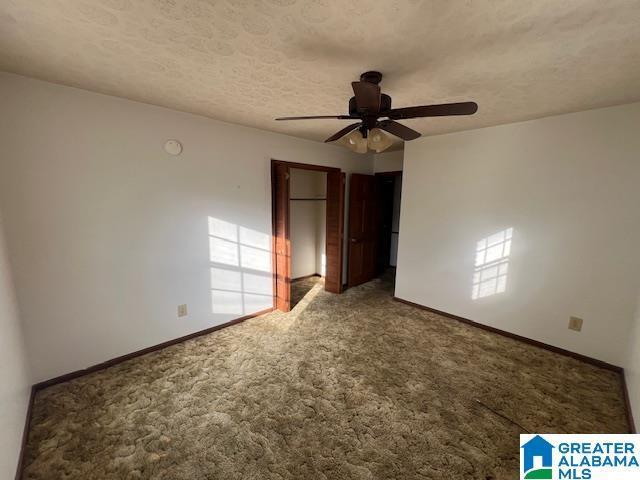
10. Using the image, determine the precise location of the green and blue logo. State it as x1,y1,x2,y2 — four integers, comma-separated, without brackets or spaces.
521,435,554,479
520,434,640,479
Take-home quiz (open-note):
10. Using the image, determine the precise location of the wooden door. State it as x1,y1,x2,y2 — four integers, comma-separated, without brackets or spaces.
325,171,345,293
272,163,291,311
348,173,377,287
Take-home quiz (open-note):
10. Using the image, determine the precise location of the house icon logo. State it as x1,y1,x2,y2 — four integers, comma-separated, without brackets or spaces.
521,435,554,479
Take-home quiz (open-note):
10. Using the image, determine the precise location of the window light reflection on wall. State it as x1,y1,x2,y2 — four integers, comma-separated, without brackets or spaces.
472,227,513,300
208,217,272,315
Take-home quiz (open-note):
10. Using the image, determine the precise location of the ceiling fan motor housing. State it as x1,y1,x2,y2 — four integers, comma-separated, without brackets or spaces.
348,94,391,117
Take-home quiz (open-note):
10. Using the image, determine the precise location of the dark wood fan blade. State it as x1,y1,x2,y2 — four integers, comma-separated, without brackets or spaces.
377,120,421,141
324,122,362,143
275,115,357,120
351,82,381,113
387,102,478,119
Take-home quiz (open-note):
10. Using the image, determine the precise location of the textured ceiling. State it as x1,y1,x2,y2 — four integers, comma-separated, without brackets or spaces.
1,0,640,147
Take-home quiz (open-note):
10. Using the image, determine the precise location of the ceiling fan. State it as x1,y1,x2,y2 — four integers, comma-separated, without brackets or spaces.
275,71,478,153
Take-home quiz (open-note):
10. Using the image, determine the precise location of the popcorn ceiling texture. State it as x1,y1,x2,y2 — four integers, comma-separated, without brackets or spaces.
23,275,628,479
1,0,640,146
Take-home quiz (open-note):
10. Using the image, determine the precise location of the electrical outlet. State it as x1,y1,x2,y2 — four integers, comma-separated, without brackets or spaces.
177,304,188,317
568,316,583,332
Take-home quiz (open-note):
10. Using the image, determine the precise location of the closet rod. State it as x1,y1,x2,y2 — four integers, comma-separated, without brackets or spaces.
290,198,327,201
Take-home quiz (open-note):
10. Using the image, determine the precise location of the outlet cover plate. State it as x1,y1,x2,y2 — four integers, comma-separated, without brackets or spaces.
178,304,188,317
568,316,583,332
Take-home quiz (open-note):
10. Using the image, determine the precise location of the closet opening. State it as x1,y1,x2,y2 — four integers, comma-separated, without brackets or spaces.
271,160,345,312
289,168,327,307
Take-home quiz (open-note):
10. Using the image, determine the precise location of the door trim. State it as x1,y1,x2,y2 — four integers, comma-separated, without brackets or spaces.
375,170,403,177
271,160,345,310
271,161,291,311
273,160,340,173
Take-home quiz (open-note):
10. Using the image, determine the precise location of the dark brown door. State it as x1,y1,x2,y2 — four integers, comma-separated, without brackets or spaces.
325,171,345,293
272,163,291,311
348,173,377,287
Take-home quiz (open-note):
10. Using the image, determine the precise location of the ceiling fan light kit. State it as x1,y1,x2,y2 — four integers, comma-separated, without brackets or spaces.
344,129,368,153
275,71,478,154
367,128,394,153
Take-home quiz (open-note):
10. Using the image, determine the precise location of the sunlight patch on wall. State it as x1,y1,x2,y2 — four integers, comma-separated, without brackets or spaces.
240,244,271,272
208,217,272,315
209,237,239,266
209,217,238,242
472,227,513,300
240,226,270,251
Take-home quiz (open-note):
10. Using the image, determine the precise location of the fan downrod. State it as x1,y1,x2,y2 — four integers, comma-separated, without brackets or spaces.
360,71,382,85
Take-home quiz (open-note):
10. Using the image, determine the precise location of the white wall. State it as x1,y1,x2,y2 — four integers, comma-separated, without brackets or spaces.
397,103,640,367
290,202,318,278
389,174,402,267
0,212,31,479
374,150,403,173
0,72,372,382
315,201,326,276
290,168,327,199
290,169,327,279
626,295,640,430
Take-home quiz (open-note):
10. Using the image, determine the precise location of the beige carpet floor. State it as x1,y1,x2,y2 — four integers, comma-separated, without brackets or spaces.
291,275,323,308
23,275,628,480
